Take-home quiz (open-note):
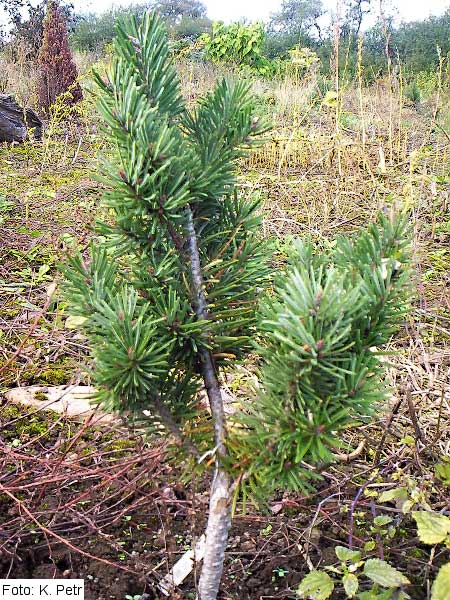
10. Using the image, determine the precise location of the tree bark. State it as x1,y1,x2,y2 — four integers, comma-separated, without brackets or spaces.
185,206,232,600
0,95,42,143
198,469,232,600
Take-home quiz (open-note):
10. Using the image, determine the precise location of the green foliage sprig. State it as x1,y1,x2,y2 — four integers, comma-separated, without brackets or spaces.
62,11,270,449
230,212,412,497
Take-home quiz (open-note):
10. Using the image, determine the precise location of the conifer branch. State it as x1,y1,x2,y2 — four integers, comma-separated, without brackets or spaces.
166,221,185,252
152,394,200,458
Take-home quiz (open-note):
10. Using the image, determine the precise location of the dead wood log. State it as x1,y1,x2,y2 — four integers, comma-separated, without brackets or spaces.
0,94,43,142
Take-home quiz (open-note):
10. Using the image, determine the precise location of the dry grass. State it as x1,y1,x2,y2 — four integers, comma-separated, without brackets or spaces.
0,42,40,107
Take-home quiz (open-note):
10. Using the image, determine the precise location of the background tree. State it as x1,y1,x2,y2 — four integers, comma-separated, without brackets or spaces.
153,0,210,47
265,0,323,58
270,0,324,39
0,0,25,30
0,0,75,57
151,0,206,23
171,13,210,42
341,0,373,37
70,0,210,51
393,9,450,73
12,1,46,56
70,5,149,51
62,12,411,600
37,0,82,113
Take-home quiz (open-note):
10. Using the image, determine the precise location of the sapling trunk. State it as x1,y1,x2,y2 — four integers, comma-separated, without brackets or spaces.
185,206,232,600
198,469,232,600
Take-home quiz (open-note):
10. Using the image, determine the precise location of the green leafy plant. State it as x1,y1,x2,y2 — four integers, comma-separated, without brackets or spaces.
432,564,450,600
414,71,440,98
298,501,450,600
273,566,289,580
435,457,450,485
377,474,432,514
62,12,412,600
275,45,320,79
404,80,421,105
376,475,450,599
412,510,450,600
0,195,14,225
298,546,410,599
201,21,273,76
412,510,450,545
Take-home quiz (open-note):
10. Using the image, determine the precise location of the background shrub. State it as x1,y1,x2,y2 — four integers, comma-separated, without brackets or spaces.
37,0,83,114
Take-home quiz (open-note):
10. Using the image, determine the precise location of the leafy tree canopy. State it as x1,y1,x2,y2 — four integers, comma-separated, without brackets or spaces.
70,0,210,50
0,0,75,56
151,0,207,23
269,0,324,38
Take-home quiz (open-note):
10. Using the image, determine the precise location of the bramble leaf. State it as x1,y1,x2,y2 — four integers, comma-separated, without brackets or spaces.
412,511,450,545
343,572,359,597
431,563,450,600
374,515,393,527
378,488,409,503
363,559,410,588
298,570,334,600
335,546,362,563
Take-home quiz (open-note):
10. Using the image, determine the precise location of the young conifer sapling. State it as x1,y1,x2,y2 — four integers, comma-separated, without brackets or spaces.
62,13,411,600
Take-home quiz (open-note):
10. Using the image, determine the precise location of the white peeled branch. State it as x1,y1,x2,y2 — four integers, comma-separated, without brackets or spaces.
158,535,206,596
